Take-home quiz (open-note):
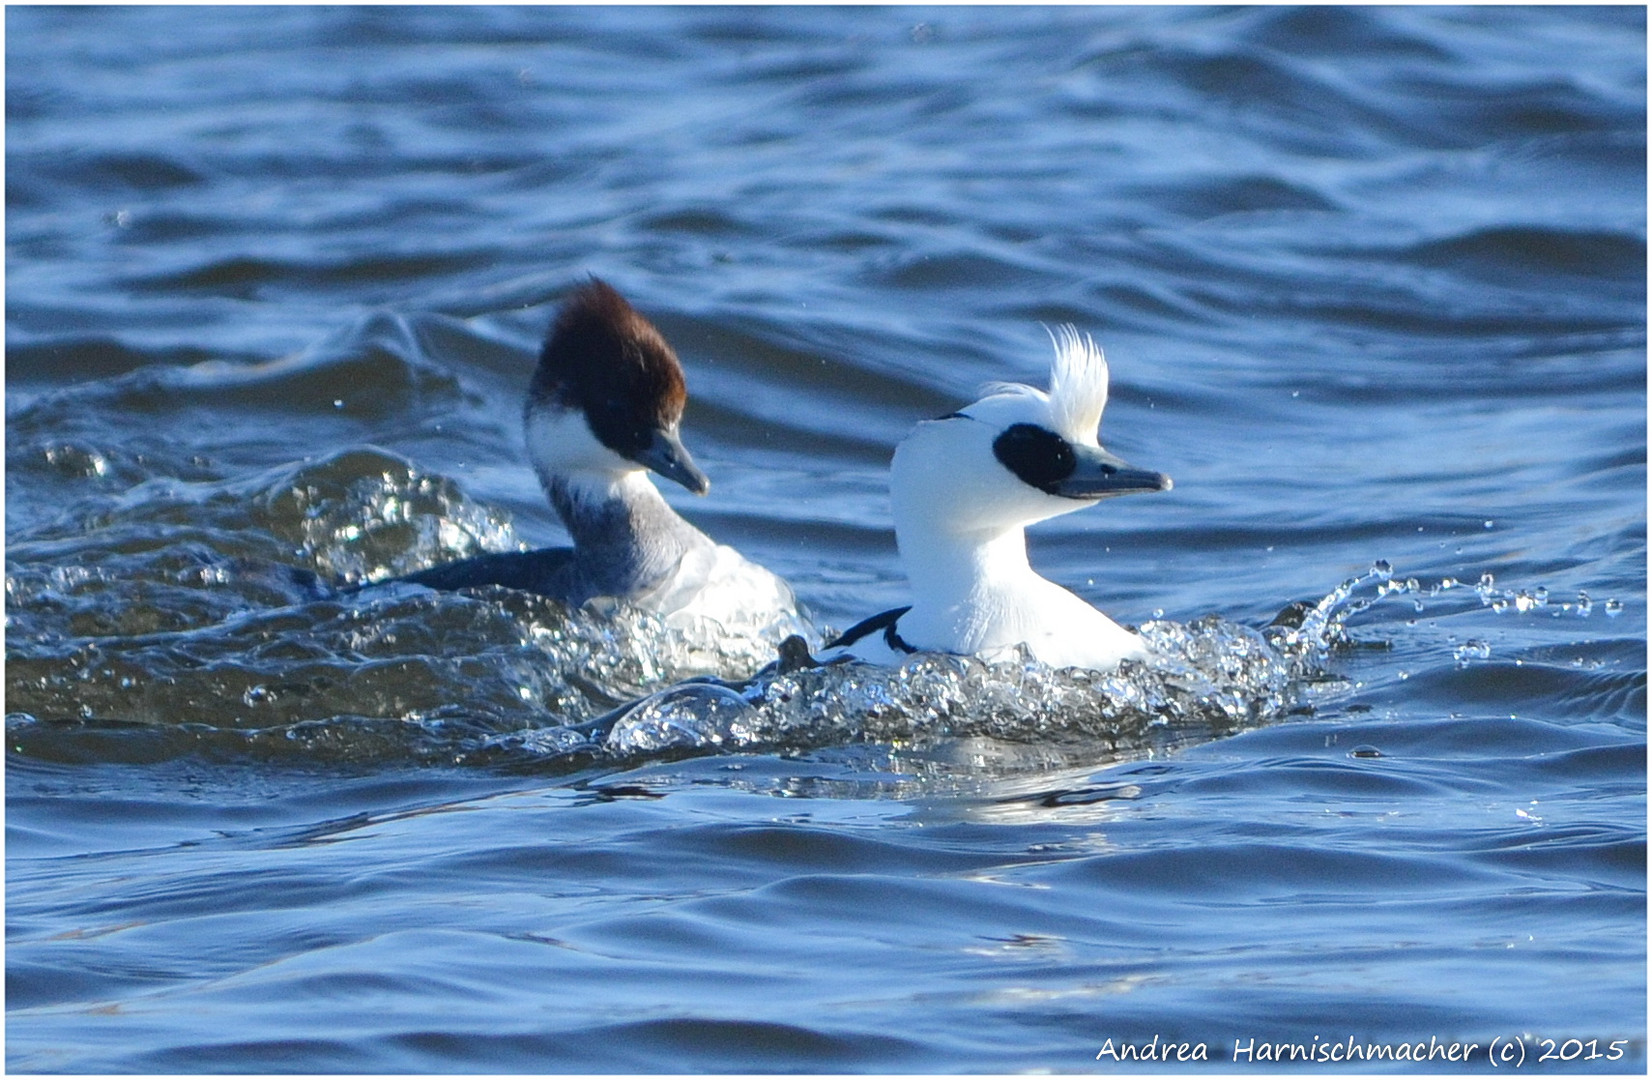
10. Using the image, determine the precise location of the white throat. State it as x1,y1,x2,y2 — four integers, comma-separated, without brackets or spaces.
896,513,1145,669
898,519,1033,618
525,405,635,491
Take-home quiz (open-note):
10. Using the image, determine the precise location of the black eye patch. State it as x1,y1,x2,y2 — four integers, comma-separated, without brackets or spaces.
582,393,655,459
992,423,1079,494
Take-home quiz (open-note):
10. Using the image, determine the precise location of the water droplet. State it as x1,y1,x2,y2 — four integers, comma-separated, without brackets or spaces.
1604,598,1623,617
1453,640,1491,666
1483,520,1494,529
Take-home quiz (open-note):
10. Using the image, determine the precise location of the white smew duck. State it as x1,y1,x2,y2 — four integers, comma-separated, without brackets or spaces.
830,327,1170,670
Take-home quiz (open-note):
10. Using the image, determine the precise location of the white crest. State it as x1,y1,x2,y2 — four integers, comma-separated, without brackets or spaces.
1045,325,1110,444
973,325,1111,444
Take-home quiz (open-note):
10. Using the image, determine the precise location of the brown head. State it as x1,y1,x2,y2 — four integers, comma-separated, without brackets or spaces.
525,279,709,494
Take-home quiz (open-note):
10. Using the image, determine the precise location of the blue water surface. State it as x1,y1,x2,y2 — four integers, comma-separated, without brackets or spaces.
6,6,1645,1073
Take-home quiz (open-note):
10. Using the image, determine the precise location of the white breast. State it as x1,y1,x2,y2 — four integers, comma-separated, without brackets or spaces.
899,566,1148,670
632,542,804,639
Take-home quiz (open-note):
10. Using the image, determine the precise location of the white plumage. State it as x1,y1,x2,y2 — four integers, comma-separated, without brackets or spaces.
833,328,1170,671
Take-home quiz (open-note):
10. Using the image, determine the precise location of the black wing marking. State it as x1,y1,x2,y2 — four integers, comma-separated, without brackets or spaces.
827,605,915,652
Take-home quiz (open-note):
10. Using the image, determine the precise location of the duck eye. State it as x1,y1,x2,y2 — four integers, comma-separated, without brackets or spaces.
992,423,1076,494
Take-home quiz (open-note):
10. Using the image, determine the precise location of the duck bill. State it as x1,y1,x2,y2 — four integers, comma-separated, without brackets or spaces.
634,425,711,495
1053,445,1172,500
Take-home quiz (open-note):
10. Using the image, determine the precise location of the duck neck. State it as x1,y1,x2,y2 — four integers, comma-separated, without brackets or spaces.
897,517,1037,612
544,470,710,597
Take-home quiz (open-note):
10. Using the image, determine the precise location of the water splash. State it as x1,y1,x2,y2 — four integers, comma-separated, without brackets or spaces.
6,441,819,766
271,447,522,587
588,610,1329,764
9,556,1625,771
540,560,1633,766
6,446,519,623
